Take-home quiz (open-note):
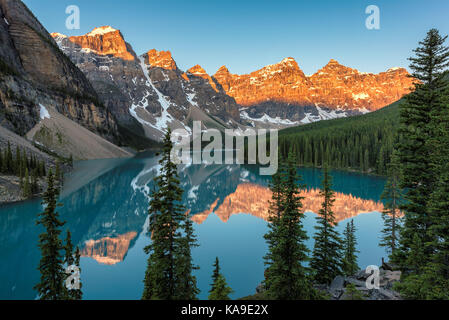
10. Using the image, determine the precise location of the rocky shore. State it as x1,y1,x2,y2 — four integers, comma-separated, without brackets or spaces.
249,261,402,300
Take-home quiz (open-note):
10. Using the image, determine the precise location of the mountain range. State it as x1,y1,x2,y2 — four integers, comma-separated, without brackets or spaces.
0,0,415,161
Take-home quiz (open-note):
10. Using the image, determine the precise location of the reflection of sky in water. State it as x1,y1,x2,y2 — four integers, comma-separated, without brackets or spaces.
0,153,387,300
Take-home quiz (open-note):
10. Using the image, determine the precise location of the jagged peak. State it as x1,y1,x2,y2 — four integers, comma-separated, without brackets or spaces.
387,67,406,73
280,57,296,64
86,26,119,37
187,64,208,75
50,32,67,39
216,65,230,74
145,49,177,70
328,58,340,65
266,57,299,69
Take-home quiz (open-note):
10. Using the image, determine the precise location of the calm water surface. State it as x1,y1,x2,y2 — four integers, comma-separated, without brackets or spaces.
0,152,387,300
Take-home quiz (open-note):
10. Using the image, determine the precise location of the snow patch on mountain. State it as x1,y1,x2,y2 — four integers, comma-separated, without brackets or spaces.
39,104,51,120
87,26,117,37
128,57,175,133
240,111,300,126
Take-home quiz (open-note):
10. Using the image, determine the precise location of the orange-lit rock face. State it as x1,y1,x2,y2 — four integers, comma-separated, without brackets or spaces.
81,231,138,265
145,49,178,70
191,183,384,224
60,26,135,61
213,58,416,111
187,65,219,91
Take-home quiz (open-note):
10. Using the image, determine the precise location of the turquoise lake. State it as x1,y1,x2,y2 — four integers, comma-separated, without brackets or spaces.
0,152,388,300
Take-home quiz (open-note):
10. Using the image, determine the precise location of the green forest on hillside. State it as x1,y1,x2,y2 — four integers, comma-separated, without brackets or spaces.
278,101,402,175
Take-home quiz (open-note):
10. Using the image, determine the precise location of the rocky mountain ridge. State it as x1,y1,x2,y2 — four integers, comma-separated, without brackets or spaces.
52,25,416,134
0,0,128,161
52,27,243,142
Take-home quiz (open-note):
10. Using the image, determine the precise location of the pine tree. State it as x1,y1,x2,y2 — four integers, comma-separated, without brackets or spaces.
6,142,12,173
15,146,21,175
175,214,199,300
342,220,359,276
142,128,198,300
72,247,83,300
208,258,233,300
63,231,83,300
263,163,285,292
1,149,7,173
396,29,449,274
380,150,403,256
209,257,221,294
310,165,343,284
263,152,312,300
64,230,74,267
34,171,66,300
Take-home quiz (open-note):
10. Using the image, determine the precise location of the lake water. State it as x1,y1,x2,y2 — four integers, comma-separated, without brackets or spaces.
0,151,388,300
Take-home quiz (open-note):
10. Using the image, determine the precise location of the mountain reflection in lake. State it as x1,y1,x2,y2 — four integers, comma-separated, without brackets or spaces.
0,151,387,300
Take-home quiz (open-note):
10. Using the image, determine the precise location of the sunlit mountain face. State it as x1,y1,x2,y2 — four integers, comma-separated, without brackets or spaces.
81,232,138,265
191,183,384,225
0,153,387,299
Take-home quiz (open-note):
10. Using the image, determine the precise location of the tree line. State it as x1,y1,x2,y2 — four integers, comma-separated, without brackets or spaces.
278,95,401,176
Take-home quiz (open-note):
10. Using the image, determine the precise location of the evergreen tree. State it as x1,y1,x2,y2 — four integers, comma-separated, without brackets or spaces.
208,258,233,300
380,151,403,256
63,231,83,300
6,142,12,173
209,257,221,294
310,165,343,284
175,214,199,300
263,152,312,300
342,220,359,276
15,146,21,175
142,128,198,300
396,29,449,274
263,163,285,292
72,247,83,300
34,172,66,300
1,149,7,173
64,230,74,267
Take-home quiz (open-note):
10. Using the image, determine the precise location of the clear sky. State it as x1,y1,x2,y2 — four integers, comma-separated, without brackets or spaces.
23,0,449,76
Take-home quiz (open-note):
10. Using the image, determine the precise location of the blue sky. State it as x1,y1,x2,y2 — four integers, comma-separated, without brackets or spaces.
23,0,449,76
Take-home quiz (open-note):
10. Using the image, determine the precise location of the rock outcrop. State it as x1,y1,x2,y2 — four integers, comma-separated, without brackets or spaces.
324,265,402,300
213,57,416,126
52,28,243,142
213,57,415,111
0,0,118,142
